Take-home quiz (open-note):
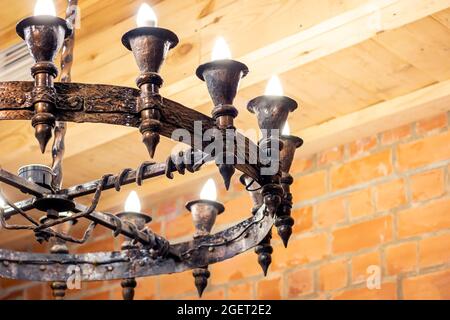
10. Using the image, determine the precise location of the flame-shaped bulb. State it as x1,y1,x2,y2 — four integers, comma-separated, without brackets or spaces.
200,179,217,201
34,0,57,16
211,37,232,61
124,191,142,212
136,3,158,27
265,75,284,96
282,122,290,136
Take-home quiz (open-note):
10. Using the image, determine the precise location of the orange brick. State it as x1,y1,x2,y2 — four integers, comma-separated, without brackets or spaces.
381,124,412,145
165,213,196,240
331,150,392,191
160,270,195,298
287,269,314,298
228,282,253,300
134,277,157,300
210,251,262,285
349,136,378,158
31,241,50,254
83,291,111,300
291,156,315,174
217,195,253,227
272,233,328,269
292,206,313,234
375,179,406,211
397,198,450,238
351,251,381,284
419,233,450,268
83,279,112,292
201,289,225,300
347,189,374,218
332,216,392,254
385,242,417,275
316,197,346,228
318,146,344,166
155,201,178,218
291,171,327,202
257,277,281,300
397,131,450,171
151,221,163,236
416,113,447,135
111,287,125,301
333,282,397,300
403,269,450,299
410,168,445,202
0,278,26,290
319,259,348,291
76,237,117,253
24,284,44,300
232,174,246,193
1,290,23,300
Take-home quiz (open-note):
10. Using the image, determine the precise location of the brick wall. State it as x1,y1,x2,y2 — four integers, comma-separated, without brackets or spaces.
1,112,450,300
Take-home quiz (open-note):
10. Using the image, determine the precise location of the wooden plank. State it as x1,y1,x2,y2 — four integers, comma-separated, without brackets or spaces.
319,39,434,101
374,16,450,81
166,0,450,107
298,80,450,156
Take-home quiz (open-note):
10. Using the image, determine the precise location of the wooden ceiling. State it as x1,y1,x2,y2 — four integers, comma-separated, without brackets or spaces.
1,0,450,246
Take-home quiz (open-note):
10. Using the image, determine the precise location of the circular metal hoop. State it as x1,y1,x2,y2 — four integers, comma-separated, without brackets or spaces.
0,206,273,282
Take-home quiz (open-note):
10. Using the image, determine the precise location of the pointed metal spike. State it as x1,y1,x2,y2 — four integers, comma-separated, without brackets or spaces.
279,226,292,248
195,279,207,298
142,131,160,159
218,164,235,191
275,216,294,248
35,123,53,153
258,252,272,277
193,268,210,298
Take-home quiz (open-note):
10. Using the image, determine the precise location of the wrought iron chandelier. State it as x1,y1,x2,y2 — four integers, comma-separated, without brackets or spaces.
0,0,303,299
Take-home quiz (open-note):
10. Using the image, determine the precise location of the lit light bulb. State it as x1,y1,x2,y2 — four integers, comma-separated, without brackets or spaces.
211,37,232,61
200,179,217,201
137,3,158,27
282,122,290,136
34,0,57,16
124,191,142,212
265,75,284,96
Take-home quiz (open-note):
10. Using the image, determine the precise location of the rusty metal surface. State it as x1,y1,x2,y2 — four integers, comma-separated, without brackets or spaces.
2,159,190,219
0,206,273,282
0,81,261,182
0,168,50,196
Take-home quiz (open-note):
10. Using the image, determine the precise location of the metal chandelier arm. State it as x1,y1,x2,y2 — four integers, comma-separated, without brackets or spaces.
0,167,49,196
1,153,205,220
0,81,262,183
0,205,274,282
